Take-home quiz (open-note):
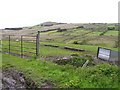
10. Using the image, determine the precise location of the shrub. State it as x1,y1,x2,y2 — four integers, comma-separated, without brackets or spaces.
99,30,108,36
108,26,115,30
73,41,79,44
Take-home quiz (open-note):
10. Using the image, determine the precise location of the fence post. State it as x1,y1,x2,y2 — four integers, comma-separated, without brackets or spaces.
97,47,100,59
9,35,10,54
21,36,23,58
109,50,111,61
36,31,40,57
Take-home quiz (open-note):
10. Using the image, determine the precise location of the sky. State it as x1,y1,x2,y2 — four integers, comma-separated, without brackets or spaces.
0,0,119,29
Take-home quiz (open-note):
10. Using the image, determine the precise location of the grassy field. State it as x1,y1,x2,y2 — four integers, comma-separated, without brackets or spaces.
2,28,119,62
2,40,88,57
40,28,118,48
2,26,119,53
0,53,2,68
1,23,119,88
2,27,119,62
2,54,119,88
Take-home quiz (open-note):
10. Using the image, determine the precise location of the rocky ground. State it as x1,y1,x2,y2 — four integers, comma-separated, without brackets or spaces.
1,68,55,90
2,68,27,90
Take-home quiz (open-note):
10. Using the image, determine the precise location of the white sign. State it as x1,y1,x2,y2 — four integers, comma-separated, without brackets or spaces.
98,48,110,61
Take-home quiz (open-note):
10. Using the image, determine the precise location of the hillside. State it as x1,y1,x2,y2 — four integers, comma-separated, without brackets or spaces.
2,54,119,88
1,22,119,89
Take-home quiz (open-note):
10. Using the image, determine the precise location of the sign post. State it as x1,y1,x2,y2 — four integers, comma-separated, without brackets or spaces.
97,47,111,61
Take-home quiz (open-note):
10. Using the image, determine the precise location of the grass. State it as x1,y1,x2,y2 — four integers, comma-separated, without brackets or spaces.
2,29,119,58
39,46,80,57
1,24,119,89
0,53,2,68
42,29,118,50
87,31,103,36
3,28,118,57
41,41,119,54
54,56,94,67
104,31,118,36
2,40,87,58
2,54,119,88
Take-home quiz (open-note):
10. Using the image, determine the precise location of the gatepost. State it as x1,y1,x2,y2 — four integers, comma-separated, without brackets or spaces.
36,31,40,57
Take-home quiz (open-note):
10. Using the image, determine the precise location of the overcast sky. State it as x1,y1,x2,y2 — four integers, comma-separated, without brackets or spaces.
0,0,119,29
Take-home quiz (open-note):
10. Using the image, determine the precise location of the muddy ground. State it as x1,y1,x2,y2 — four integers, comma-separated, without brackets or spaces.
2,68,55,90
2,68,38,90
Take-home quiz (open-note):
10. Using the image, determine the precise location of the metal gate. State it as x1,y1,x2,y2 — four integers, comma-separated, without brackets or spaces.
2,31,40,58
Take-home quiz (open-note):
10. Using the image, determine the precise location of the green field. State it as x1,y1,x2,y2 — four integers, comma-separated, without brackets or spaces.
1,24,119,88
2,54,119,88
40,28,118,48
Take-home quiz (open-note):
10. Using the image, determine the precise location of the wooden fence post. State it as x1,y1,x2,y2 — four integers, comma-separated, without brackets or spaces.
36,31,40,57
21,35,23,58
9,35,10,54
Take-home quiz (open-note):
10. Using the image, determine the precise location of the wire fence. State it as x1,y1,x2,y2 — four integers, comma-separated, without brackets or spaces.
2,31,40,58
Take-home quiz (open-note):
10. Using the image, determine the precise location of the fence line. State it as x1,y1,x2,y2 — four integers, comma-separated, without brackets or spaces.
2,31,40,58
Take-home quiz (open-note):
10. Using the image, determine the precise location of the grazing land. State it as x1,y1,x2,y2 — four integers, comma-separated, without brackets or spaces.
2,54,119,88
1,22,119,89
